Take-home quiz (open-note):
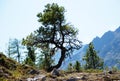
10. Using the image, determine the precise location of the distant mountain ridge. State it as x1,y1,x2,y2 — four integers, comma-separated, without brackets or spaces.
93,27,120,68
61,27,120,69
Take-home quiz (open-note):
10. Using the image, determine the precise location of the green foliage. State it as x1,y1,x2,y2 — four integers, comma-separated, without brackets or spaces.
37,3,65,25
38,48,54,71
73,61,81,72
84,69,102,73
22,3,82,71
24,57,35,66
83,42,104,69
24,46,36,66
67,61,81,72
112,66,118,73
67,63,73,72
27,46,36,63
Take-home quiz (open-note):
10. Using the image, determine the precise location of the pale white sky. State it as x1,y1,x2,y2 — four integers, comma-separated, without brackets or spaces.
0,0,120,53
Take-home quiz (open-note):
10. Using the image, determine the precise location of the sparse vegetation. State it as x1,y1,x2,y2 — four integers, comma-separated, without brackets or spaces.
23,46,36,66
74,61,81,72
67,63,73,72
38,47,54,70
1,2,120,81
0,53,40,80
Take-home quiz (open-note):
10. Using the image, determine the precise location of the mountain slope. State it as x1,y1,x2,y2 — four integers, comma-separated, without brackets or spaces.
93,27,120,68
62,27,120,69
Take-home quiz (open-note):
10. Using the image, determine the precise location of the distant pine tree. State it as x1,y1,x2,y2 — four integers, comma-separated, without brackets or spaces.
67,63,73,72
6,38,23,63
74,61,81,72
83,42,104,69
24,46,36,66
38,47,54,71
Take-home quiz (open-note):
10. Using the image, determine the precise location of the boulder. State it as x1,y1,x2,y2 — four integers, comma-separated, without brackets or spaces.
108,71,112,74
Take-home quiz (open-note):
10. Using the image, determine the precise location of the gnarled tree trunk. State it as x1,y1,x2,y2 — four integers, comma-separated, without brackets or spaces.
47,49,66,72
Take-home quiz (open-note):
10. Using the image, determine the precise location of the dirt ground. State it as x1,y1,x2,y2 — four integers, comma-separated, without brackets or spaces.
24,71,120,81
44,72,120,81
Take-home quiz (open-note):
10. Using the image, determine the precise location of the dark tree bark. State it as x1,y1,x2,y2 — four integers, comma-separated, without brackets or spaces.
47,48,66,72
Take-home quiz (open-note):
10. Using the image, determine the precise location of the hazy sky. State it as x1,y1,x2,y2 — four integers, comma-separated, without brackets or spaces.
0,0,120,53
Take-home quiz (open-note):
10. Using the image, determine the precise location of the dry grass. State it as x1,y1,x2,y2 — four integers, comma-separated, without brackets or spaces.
0,53,40,80
44,71,120,81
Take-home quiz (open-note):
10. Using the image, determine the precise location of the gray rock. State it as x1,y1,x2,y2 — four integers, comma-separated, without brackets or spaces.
28,69,40,75
67,77,77,81
81,75,87,80
4,73,10,78
41,76,46,81
0,69,3,73
51,68,60,76
27,75,46,81
108,71,112,74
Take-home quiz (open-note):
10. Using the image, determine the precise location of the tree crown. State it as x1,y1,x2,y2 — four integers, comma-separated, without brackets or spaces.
22,3,82,71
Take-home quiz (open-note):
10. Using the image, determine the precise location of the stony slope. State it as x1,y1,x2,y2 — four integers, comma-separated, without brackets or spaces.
0,52,39,80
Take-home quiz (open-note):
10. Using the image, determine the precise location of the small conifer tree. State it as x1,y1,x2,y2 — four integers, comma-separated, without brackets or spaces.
83,42,104,69
67,63,73,72
74,61,81,72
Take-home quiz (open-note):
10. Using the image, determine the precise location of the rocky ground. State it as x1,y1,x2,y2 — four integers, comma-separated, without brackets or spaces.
25,70,120,81
1,52,120,81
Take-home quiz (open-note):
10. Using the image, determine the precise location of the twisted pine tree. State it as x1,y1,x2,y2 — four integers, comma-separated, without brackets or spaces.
22,3,82,72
